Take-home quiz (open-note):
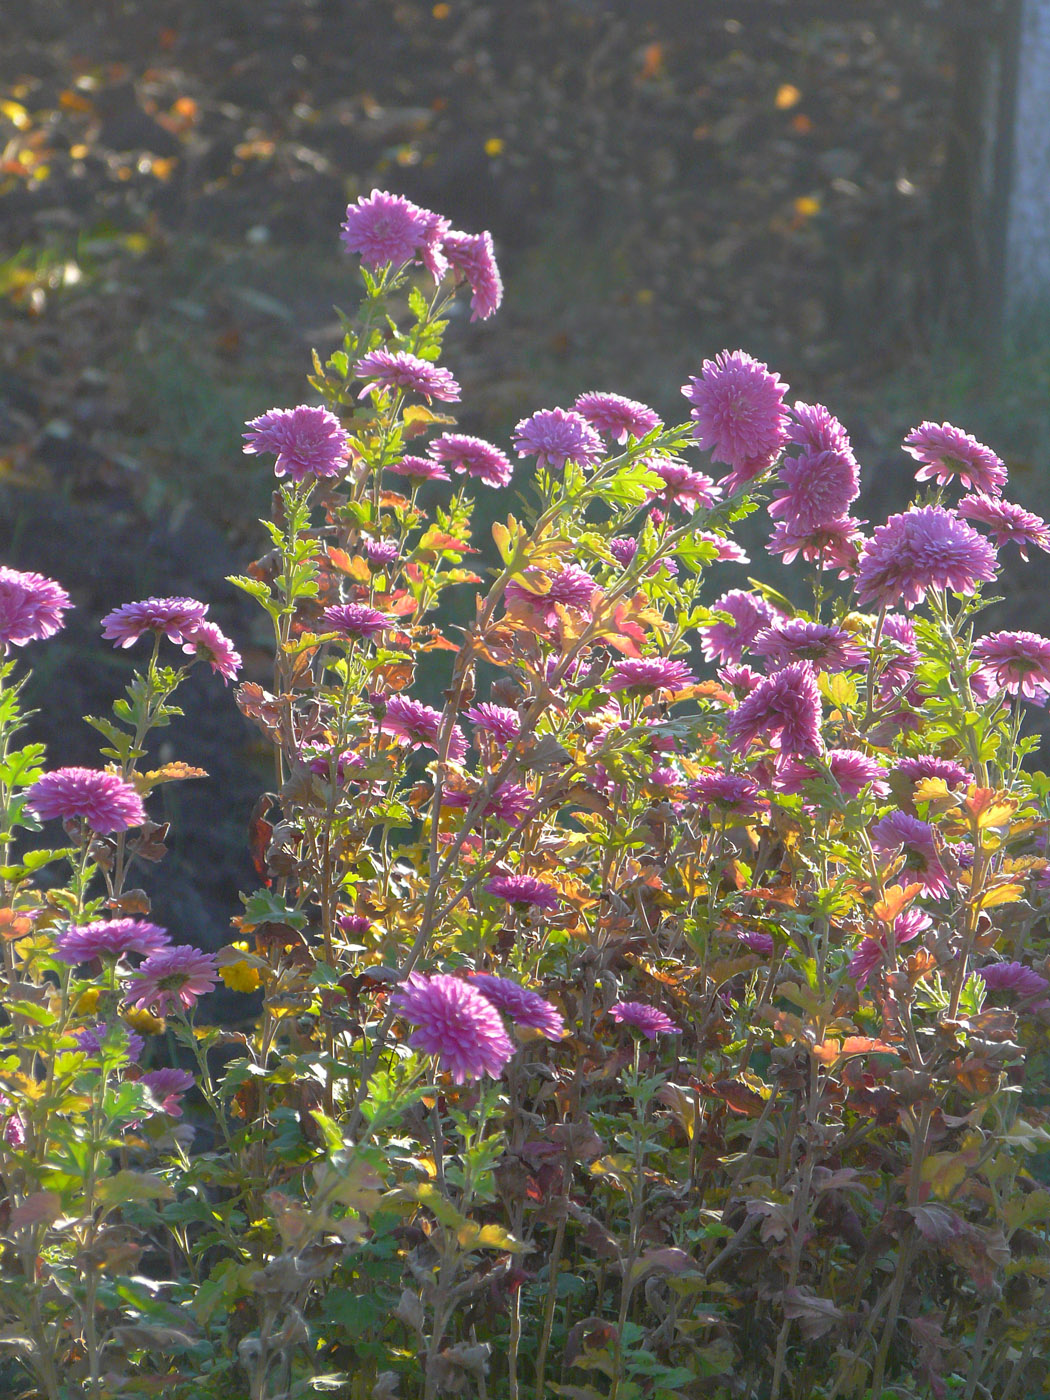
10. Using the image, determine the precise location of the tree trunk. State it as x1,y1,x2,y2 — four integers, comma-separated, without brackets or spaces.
1002,0,1050,320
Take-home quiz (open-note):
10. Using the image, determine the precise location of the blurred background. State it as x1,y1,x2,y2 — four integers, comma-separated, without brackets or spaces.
2,0,1048,948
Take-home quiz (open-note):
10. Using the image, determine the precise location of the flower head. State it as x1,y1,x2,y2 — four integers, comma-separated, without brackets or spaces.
126,945,219,1014
687,769,763,814
701,589,776,664
429,433,512,488
340,189,449,278
788,401,852,455
74,1022,145,1062
609,1001,680,1038
243,405,349,482
958,494,1050,559
378,695,468,763
606,657,696,694
55,919,170,963
738,930,775,954
26,768,146,834
465,703,521,746
608,537,679,577
903,421,1006,496
849,910,929,988
768,516,863,575
893,754,974,789
505,565,596,627
682,349,790,489
392,973,515,1082
973,631,1050,700
647,460,721,513
768,446,860,531
469,974,564,1040
139,1068,196,1116
323,603,392,641
354,350,460,403
388,455,451,484
183,621,241,684
364,538,401,566
513,408,604,471
696,532,749,564
754,620,866,673
101,597,208,650
977,961,1050,999
870,812,951,898
854,506,997,610
442,228,502,318
485,874,561,912
573,391,662,444
726,661,823,757
338,913,373,936
0,568,71,650
775,748,889,799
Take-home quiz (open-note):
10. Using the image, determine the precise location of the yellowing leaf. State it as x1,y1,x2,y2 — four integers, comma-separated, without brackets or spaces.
975,882,1025,910
456,1220,526,1252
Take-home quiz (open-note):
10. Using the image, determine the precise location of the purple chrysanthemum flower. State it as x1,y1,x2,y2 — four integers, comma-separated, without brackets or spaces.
505,565,596,627
647,459,721,514
304,749,367,784
870,812,951,898
854,506,998,610
392,973,515,1082
442,781,532,826
26,768,146,834
737,930,775,955
485,874,561,912
893,754,974,789
775,748,889,799
364,538,401,565
340,189,449,278
387,455,451,484
378,695,468,763
718,663,764,695
139,1068,196,1117
183,621,242,684
977,961,1050,999
0,1095,25,1149
429,433,513,489
608,1001,680,1038
469,973,564,1040
754,620,866,673
608,537,678,577
323,603,392,641
768,446,860,531
75,1021,145,1062
849,909,929,988
696,532,749,564
126,945,219,1014
512,408,604,471
337,913,373,936
243,405,349,482
55,918,170,963
442,228,503,318
573,391,662,444
958,494,1050,560
465,703,521,746
903,421,1007,496
0,567,71,650
354,349,460,404
101,597,208,650
606,657,697,693
682,349,790,489
973,631,1050,700
788,401,852,455
726,661,823,757
768,516,863,576
687,769,763,813
701,590,776,665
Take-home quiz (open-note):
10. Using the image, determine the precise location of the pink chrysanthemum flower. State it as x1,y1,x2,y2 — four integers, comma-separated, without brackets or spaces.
388,455,451,484
788,401,852,455
26,768,146,834
363,538,400,565
754,620,866,673
849,909,929,989
442,782,532,826
469,973,564,1040
609,1001,680,1038
893,754,974,789
378,695,468,763
340,189,449,277
696,532,749,564
505,565,596,627
718,663,764,695
977,961,1050,999
465,703,521,746
768,516,863,575
647,460,721,514
183,621,242,684
854,505,998,610
726,661,823,757
737,930,775,955
485,874,561,912
0,1095,25,1148
0,567,71,650
55,919,170,963
392,973,515,1083
243,405,349,482
682,349,790,489
74,1022,145,1062
958,494,1050,559
429,433,513,488
701,590,776,665
101,597,208,650
126,945,219,1014
442,228,502,318
304,749,368,784
903,421,1006,496
878,613,920,689
606,657,696,693
774,748,889,799
973,631,1050,700
323,603,392,640
139,1068,196,1117
354,350,460,404
768,446,860,531
337,913,373,936
573,391,662,444
870,812,951,898
687,769,763,814
608,537,678,577
513,408,604,471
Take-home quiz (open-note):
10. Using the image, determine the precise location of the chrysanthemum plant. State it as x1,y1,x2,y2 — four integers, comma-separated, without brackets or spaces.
2,187,1050,1399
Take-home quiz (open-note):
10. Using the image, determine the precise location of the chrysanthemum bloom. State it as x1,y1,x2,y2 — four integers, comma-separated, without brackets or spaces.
726,661,824,757
323,603,392,641
337,912,372,936
75,1021,145,1062
878,613,920,689
26,768,146,834
55,919,170,963
903,421,1007,496
775,747,889,799
126,945,219,1014
973,631,1050,700
768,516,863,575
363,538,401,565
768,446,860,531
700,590,776,665
0,1095,25,1148
854,506,998,610
737,930,775,954
340,189,449,277
304,749,367,784
696,532,749,564
392,973,515,1082
429,433,513,488
958,494,1050,559
243,405,349,482
512,408,604,471
718,663,763,695
465,703,521,746
608,537,678,577
139,1068,196,1116
442,228,503,318
977,961,1050,999
0,567,71,650
682,349,790,488
609,1001,680,1038
101,597,209,650
469,973,564,1039
505,565,596,628
485,874,561,912
606,657,697,694
893,754,974,789
387,454,451,484
754,620,866,673
182,621,242,684
354,349,460,404
870,812,951,898
647,460,721,514
849,909,929,989
687,769,763,814
788,400,852,455
442,781,532,826
573,391,662,444
377,695,468,763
